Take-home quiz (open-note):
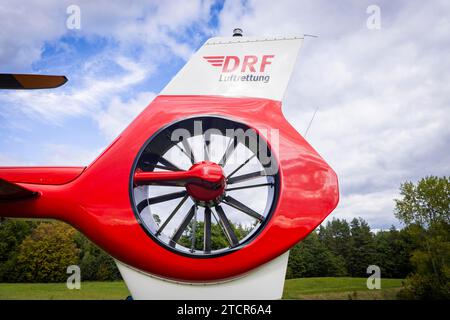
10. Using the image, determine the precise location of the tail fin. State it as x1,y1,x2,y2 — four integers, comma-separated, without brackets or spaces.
160,36,303,101
0,179,38,202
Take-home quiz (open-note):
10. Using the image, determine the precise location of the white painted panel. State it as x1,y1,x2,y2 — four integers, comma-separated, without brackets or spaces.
161,36,303,101
116,251,289,300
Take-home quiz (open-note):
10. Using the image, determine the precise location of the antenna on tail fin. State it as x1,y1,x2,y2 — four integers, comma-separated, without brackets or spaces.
233,28,243,37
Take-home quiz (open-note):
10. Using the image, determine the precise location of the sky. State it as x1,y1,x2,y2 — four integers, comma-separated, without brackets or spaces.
0,0,449,230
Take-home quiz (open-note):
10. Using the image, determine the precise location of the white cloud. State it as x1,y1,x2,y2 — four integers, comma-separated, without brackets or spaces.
0,1,448,229
0,1,68,71
0,154,22,166
0,0,216,146
218,0,450,227
325,188,399,228
0,0,215,71
0,1,218,174
0,143,100,166
96,91,156,140
0,56,149,129
40,143,102,166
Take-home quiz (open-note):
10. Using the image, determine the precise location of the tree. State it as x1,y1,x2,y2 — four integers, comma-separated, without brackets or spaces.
319,218,352,273
287,231,347,278
373,226,413,278
15,221,80,282
348,218,376,277
0,219,37,262
395,176,449,227
178,220,250,251
395,176,450,299
0,219,38,282
75,232,121,281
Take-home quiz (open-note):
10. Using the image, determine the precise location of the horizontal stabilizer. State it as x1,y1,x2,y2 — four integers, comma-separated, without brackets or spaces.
0,74,67,89
0,179,38,202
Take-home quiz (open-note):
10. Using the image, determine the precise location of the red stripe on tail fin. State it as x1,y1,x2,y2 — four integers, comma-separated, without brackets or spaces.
203,56,225,67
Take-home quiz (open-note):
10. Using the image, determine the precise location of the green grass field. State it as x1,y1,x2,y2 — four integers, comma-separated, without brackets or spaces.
0,278,404,300
283,277,404,300
0,281,129,300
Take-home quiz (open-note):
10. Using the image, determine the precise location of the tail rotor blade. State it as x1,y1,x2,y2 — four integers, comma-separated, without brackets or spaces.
0,74,67,89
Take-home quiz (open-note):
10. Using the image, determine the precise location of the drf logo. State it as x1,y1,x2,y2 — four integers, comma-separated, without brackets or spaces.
203,55,275,73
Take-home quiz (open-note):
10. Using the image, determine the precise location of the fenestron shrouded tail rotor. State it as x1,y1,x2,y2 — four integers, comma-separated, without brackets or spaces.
0,73,67,89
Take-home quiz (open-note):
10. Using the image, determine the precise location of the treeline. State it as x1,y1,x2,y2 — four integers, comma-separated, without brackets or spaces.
0,216,418,283
288,176,449,299
0,176,448,300
286,217,414,279
0,220,120,282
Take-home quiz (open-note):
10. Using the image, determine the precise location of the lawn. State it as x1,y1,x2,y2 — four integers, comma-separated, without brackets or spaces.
283,277,404,300
0,278,404,300
0,281,130,300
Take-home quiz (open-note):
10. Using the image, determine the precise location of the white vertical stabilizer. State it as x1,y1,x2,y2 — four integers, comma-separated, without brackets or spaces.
161,36,303,101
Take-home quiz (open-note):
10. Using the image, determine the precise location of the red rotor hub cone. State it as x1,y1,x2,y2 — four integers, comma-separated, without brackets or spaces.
185,161,226,204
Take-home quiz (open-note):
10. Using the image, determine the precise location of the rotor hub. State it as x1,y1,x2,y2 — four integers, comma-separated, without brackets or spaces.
185,161,226,206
